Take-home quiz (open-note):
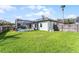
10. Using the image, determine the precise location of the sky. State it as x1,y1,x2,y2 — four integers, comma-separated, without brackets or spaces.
0,5,79,23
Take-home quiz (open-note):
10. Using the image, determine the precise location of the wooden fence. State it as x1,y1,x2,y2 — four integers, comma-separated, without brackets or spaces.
58,24,79,32
0,26,11,33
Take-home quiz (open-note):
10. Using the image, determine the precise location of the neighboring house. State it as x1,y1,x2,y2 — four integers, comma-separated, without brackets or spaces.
15,19,33,29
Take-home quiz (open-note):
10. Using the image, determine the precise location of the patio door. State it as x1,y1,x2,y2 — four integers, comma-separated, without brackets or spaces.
53,23,59,31
29,24,32,29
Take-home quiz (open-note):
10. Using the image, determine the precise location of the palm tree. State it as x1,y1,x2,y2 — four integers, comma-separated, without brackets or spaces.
61,5,66,23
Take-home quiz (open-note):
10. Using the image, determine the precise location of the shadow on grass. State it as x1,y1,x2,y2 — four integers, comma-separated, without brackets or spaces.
0,30,21,42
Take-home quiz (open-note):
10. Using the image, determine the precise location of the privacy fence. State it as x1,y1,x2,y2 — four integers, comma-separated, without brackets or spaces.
0,24,79,32
58,24,79,32
0,26,10,33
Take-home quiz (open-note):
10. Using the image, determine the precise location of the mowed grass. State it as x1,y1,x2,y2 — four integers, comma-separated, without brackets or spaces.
0,30,79,53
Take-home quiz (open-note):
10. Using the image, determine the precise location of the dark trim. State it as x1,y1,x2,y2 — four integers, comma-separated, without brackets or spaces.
37,20,57,22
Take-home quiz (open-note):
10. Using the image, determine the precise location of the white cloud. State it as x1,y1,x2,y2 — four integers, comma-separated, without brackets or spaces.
67,14,77,18
34,11,44,16
36,5,46,10
15,16,23,19
25,10,51,18
27,5,36,10
25,14,32,17
26,6,54,17
20,5,43,10
0,9,4,13
27,5,48,11
34,11,51,17
25,10,55,20
44,11,51,16
0,5,16,13
0,17,4,20
22,5,55,20
43,8,49,11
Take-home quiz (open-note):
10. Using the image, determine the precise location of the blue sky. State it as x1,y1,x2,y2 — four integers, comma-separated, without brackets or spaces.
0,5,79,23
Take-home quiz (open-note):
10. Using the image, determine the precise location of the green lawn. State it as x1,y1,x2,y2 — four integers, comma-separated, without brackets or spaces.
0,30,79,53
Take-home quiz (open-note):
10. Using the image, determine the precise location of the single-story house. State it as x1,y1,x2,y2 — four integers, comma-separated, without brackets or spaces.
15,17,60,32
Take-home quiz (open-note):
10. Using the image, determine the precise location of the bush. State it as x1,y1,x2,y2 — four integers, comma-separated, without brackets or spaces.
53,24,59,31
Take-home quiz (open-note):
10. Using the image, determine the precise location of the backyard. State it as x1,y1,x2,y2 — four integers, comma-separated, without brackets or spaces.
0,30,79,53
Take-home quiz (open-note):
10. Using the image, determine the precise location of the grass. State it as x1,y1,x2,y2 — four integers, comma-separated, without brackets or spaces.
0,30,79,53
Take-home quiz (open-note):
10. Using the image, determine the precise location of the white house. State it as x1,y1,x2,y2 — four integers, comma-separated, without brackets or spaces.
15,17,59,31
37,19,58,31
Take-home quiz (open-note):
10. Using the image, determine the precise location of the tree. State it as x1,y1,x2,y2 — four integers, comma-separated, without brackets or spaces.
61,5,66,23
0,22,2,26
64,18,75,24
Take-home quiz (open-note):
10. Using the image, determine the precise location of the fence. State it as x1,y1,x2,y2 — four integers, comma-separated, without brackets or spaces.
58,24,79,32
0,26,10,33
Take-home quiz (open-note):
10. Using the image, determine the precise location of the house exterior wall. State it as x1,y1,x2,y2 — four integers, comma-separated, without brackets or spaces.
38,21,49,31
48,21,54,32
38,21,55,31
31,24,35,30
31,23,38,30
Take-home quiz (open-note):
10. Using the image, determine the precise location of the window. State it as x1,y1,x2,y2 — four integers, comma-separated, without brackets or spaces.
40,23,42,27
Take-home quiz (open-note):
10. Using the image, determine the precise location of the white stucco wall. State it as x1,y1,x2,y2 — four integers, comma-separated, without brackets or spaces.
38,21,55,31
38,21,49,31
48,22,54,32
